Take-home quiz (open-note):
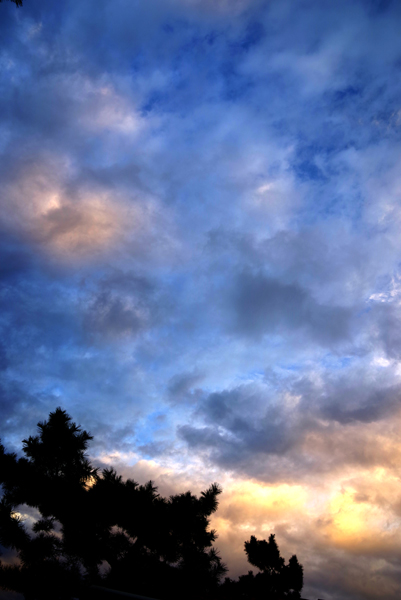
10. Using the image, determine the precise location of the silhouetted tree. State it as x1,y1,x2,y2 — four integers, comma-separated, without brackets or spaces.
284,554,304,598
97,477,226,599
243,534,303,599
0,408,227,600
245,534,284,576
0,409,95,598
1,409,305,600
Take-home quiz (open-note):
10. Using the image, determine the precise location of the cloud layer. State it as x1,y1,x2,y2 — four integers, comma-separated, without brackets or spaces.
2,0,401,598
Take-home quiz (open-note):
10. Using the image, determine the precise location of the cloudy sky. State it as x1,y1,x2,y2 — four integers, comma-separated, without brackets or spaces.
2,0,401,598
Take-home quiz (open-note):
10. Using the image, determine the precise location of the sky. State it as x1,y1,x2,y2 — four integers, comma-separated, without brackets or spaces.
1,0,401,598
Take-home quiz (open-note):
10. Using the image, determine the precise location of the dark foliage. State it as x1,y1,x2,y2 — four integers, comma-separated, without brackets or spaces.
237,534,304,599
0,408,304,600
0,408,227,599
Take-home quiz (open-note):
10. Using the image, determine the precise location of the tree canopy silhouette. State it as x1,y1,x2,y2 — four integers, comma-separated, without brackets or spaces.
243,534,303,599
0,408,304,600
0,408,227,600
219,534,303,600
245,534,284,575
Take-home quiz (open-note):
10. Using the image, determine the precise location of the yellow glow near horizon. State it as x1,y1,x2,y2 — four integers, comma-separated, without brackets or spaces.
213,479,309,536
93,453,401,567
323,467,401,550
229,480,308,510
329,488,373,539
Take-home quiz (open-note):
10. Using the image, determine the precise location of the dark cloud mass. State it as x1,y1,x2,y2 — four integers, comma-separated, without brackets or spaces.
2,0,401,598
229,270,351,344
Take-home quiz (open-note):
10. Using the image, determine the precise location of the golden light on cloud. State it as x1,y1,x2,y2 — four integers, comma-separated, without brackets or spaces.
1,155,162,264
323,467,401,553
329,488,379,541
38,194,124,259
222,479,308,519
89,445,401,595
20,184,128,262
210,478,309,548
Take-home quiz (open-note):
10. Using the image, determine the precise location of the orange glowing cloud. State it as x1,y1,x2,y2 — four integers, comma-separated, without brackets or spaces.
1,153,179,265
214,479,308,532
2,157,123,259
322,467,401,554
37,195,124,258
92,440,401,596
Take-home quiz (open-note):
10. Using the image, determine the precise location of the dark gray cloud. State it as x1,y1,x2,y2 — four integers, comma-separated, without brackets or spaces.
317,383,401,424
228,270,351,344
84,291,144,339
178,368,401,481
167,371,204,404
370,301,401,360
178,381,306,477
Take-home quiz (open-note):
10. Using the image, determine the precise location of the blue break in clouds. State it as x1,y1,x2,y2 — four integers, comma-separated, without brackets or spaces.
365,0,395,15
138,17,266,113
235,20,265,53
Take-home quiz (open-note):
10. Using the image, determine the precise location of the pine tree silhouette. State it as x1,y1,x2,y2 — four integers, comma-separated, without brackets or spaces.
0,408,227,600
